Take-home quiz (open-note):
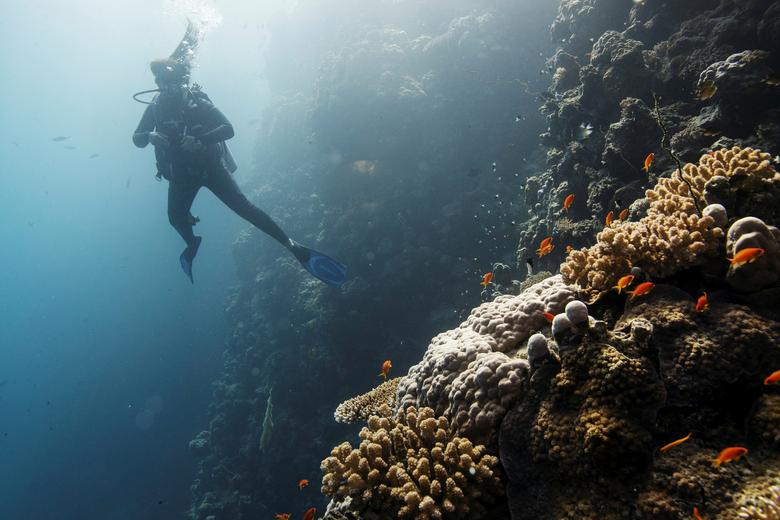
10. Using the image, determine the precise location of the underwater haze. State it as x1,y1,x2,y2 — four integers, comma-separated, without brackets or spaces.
7,0,780,519
0,1,289,518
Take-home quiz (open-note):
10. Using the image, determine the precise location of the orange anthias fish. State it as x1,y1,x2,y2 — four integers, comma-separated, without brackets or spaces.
627,281,654,300
480,272,493,287
302,508,317,520
660,432,692,453
563,193,575,211
537,243,555,258
713,446,748,467
544,312,555,322
764,370,780,385
643,152,654,173
618,208,629,221
695,293,709,312
539,236,553,250
298,479,309,490
605,211,614,227
728,247,765,267
565,245,573,253
275,514,291,520
378,360,392,380
613,275,635,294
693,506,704,520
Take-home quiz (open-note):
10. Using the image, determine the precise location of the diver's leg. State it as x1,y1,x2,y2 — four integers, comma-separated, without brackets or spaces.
167,178,200,246
168,178,203,282
205,167,290,247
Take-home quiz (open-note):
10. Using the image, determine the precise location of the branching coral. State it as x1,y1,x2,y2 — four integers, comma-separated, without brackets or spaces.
334,377,400,424
321,406,502,520
397,275,574,444
561,147,777,299
737,477,780,519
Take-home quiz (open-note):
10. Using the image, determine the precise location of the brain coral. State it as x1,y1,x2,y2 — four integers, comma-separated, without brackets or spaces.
320,406,502,520
560,147,777,299
726,217,780,293
396,275,575,445
335,378,401,424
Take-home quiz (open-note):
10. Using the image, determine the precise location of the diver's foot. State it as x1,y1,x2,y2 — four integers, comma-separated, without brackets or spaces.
179,236,202,283
287,238,311,263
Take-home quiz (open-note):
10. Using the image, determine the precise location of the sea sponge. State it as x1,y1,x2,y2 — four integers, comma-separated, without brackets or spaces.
561,147,777,299
334,378,401,424
396,275,575,445
725,217,780,292
321,406,502,520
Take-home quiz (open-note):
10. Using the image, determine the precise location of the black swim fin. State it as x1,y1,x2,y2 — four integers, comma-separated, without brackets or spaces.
289,239,347,288
179,236,202,283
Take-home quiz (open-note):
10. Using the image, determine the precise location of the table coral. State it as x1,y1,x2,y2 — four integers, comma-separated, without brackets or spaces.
320,406,502,520
335,378,401,424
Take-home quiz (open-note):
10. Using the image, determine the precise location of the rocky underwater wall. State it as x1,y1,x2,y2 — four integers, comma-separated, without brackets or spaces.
189,0,780,519
316,0,780,519
187,0,557,518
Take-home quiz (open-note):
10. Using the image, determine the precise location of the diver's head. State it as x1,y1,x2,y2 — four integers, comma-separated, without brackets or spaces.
150,58,190,97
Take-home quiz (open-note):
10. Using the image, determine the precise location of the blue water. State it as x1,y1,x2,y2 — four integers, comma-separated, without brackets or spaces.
0,2,277,517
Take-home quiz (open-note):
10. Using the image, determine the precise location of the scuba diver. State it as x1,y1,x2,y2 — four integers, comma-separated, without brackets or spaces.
132,25,346,287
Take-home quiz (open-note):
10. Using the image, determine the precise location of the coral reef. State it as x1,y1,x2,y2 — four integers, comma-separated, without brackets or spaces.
397,275,574,445
737,475,780,519
726,217,780,292
335,378,401,424
321,406,502,520
560,153,724,299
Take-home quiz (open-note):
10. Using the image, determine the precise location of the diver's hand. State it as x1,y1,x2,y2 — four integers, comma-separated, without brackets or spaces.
148,131,169,149
180,135,204,152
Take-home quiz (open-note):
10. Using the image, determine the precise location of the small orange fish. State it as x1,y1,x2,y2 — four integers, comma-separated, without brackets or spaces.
537,243,554,258
627,281,654,300
613,275,635,294
728,247,764,267
539,236,553,249
298,479,309,490
544,312,555,322
565,245,573,253
713,446,747,467
618,208,629,221
605,211,614,227
302,507,317,520
695,292,709,312
275,514,291,520
480,272,493,287
563,194,574,211
764,370,780,385
643,152,654,173
693,506,704,520
378,360,392,380
660,432,692,453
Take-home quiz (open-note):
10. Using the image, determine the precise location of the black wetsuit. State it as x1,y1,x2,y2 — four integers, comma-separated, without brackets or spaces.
133,87,289,249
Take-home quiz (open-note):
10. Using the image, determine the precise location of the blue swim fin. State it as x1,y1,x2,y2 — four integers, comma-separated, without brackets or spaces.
289,240,347,288
179,236,202,283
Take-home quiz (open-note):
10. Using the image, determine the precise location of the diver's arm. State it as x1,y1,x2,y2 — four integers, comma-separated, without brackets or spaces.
132,105,156,148
197,105,235,145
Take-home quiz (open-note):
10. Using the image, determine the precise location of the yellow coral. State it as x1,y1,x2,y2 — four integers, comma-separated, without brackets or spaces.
334,377,401,424
321,406,502,519
560,147,776,298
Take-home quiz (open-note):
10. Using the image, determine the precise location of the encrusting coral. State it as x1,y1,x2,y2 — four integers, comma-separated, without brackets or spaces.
561,147,778,299
335,377,401,424
321,405,502,520
396,275,574,445
737,475,780,519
